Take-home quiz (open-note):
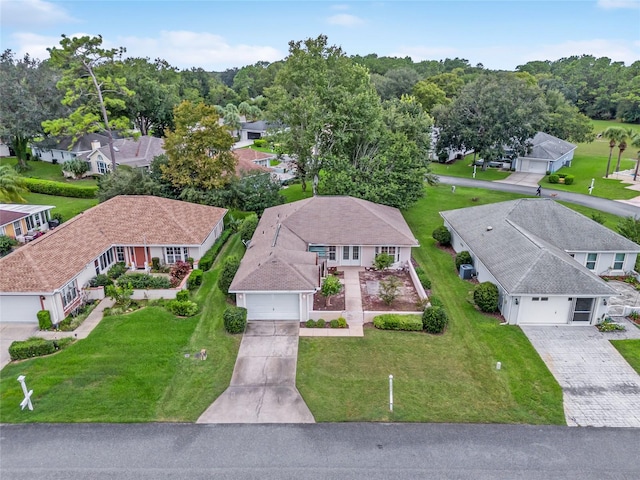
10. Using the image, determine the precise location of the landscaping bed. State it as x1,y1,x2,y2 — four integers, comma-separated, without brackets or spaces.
359,270,420,311
313,287,346,311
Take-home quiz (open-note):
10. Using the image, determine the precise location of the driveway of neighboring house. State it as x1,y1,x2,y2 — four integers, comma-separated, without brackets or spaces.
197,321,315,423
522,322,640,427
0,323,39,370
494,172,545,188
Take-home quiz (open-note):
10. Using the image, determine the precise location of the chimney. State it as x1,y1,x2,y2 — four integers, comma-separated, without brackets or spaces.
91,140,101,150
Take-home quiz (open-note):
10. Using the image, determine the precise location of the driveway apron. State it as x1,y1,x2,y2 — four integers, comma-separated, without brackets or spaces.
197,321,314,423
522,325,640,427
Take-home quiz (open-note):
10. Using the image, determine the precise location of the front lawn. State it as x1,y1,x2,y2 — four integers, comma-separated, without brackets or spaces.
611,339,640,375
0,234,244,423
297,186,565,424
430,156,512,181
0,157,97,186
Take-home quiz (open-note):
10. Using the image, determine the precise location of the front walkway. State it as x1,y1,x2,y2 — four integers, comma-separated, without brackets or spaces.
197,321,314,423
522,325,640,427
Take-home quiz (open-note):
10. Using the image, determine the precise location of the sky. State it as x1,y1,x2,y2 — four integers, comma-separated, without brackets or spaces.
1,0,639,71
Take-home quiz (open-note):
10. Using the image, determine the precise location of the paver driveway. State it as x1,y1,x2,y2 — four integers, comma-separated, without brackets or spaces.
197,321,314,423
522,324,640,427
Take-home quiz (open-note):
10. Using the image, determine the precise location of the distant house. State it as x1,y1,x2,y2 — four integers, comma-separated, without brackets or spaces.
31,133,111,163
0,139,11,157
75,136,165,175
513,132,577,174
440,199,639,326
233,148,276,170
0,196,227,324
240,120,268,141
0,204,56,241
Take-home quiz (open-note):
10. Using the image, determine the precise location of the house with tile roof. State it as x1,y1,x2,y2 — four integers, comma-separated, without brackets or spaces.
0,204,56,241
513,132,577,174
0,196,227,325
230,196,419,321
440,198,640,325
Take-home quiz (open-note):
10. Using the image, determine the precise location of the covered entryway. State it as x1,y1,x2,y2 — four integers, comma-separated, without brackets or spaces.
340,245,361,266
571,298,595,324
245,293,300,320
129,247,150,269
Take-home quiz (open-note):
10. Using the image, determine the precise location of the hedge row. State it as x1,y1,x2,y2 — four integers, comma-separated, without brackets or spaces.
187,269,203,290
23,177,98,198
373,314,423,331
199,229,232,271
9,337,73,360
117,273,172,289
166,300,199,317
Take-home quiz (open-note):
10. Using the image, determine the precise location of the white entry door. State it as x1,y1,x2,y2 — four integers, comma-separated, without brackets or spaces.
341,246,361,266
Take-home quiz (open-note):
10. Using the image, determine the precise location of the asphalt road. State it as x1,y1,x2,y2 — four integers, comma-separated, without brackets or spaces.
2,423,639,479
437,175,640,217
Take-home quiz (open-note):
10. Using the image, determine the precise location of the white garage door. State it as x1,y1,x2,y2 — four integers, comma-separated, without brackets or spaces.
245,293,300,320
0,295,41,323
528,160,548,174
518,297,571,324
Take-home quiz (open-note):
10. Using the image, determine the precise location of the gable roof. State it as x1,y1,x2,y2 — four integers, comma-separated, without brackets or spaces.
34,133,112,153
230,196,418,292
522,132,577,161
233,149,273,176
440,199,629,296
0,204,55,228
0,196,226,293
81,136,165,167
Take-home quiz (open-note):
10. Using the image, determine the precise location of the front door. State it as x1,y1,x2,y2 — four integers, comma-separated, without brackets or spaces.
341,246,361,266
572,298,594,323
133,247,150,269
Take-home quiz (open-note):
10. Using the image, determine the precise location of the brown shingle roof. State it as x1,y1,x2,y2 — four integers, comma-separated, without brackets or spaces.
0,196,226,293
0,210,27,227
233,149,273,176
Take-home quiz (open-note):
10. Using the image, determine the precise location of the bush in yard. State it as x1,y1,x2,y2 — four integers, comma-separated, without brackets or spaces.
106,283,134,308
23,177,97,198
329,319,339,328
455,251,473,270
218,256,241,294
253,139,267,147
305,319,316,328
170,261,191,285
107,262,128,279
117,273,172,289
37,310,52,330
373,253,394,270
61,159,89,178
9,337,73,360
422,306,448,334
548,174,559,184
239,213,258,243
223,306,247,334
321,275,342,307
187,269,203,290
89,274,112,287
151,257,160,270
316,318,325,328
0,235,17,257
414,266,431,290
176,290,190,302
337,317,348,328
166,300,198,317
564,174,575,185
373,314,422,331
379,275,402,305
474,282,499,312
198,229,232,271
432,225,451,246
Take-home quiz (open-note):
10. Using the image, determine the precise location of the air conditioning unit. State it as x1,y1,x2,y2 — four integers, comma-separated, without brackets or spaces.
459,264,475,280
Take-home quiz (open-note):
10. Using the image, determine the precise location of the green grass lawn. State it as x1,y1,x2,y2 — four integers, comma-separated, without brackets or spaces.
610,339,640,375
21,192,98,221
280,183,313,203
1,157,97,186
430,156,511,181
0,235,244,423
297,185,565,424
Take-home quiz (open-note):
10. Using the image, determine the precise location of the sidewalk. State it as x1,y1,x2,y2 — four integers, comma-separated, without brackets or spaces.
37,298,115,341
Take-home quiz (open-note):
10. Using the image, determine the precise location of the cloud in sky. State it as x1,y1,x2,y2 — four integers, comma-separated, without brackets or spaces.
597,0,640,9
327,13,365,27
0,0,78,27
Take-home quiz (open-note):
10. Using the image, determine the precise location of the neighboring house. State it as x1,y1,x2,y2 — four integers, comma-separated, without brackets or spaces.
240,120,268,141
440,199,640,326
230,196,419,321
31,133,111,163
0,204,55,240
0,139,11,157
0,196,227,324
513,132,577,174
233,149,275,173
76,136,165,175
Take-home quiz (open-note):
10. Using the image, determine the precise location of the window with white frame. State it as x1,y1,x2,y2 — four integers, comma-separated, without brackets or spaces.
115,246,125,263
98,248,115,271
97,161,107,174
343,246,350,260
61,280,79,309
613,253,625,270
13,221,22,236
328,246,336,261
26,213,44,231
165,246,189,264
376,246,399,262
586,253,597,270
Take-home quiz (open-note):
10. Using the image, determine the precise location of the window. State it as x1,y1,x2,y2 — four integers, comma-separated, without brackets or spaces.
613,253,625,270
165,246,189,264
532,297,540,301
98,248,115,271
26,213,44,231
343,246,350,260
328,246,336,261
353,246,360,260
376,246,398,262
115,246,125,263
541,297,549,301
586,253,597,270
13,221,22,236
61,280,79,309
97,161,107,174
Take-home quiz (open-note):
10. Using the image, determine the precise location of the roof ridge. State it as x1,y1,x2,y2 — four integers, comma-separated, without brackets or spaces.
353,197,417,244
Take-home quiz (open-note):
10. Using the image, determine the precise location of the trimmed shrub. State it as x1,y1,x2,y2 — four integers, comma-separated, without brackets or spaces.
107,262,128,279
166,300,198,317
176,289,190,302
564,174,575,185
218,256,241,295
432,225,451,246
548,174,560,184
239,214,258,243
9,336,73,360
474,282,499,312
223,306,247,334
198,229,232,271
89,274,112,287
187,269,203,290
253,139,267,147
455,251,473,270
373,253,394,270
329,319,339,328
37,310,52,330
305,319,316,328
422,306,449,334
373,314,423,331
151,257,160,270
23,177,97,198
316,318,326,328
337,317,348,328
117,273,172,289
414,266,431,290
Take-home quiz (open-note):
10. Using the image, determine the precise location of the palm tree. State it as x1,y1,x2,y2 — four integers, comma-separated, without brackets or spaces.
0,164,27,203
615,128,635,173
631,133,640,181
601,127,625,178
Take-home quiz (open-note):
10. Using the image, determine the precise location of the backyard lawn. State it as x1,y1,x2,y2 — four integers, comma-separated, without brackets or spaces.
0,235,244,423
0,157,98,186
297,185,566,424
611,339,640,375
21,192,98,221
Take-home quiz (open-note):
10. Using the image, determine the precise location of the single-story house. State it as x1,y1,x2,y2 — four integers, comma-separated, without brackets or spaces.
240,120,268,141
0,204,56,241
75,136,165,175
513,132,577,174
230,196,419,321
440,199,640,325
0,196,227,324
233,149,275,174
31,133,111,163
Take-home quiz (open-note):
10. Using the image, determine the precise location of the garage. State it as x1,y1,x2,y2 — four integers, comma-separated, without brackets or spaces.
517,296,571,325
245,293,300,320
518,158,548,174
0,295,41,323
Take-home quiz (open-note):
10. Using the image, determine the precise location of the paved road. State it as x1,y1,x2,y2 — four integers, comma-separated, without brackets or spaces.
437,176,640,217
2,423,639,479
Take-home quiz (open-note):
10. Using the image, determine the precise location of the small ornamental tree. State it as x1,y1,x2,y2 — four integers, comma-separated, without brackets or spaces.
105,282,133,308
373,253,394,270
432,225,451,246
473,282,499,312
61,159,89,179
379,275,402,305
455,251,473,270
321,275,342,307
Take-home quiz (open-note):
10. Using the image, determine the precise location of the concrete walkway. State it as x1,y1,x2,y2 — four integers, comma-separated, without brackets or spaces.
522,325,640,427
197,321,314,424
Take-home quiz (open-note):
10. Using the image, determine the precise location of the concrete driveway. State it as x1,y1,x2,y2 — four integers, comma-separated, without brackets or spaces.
197,321,314,423
0,323,38,370
494,172,545,188
522,324,640,427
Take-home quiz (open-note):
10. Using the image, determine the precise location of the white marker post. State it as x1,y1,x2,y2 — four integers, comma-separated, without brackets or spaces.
389,374,394,412
589,178,594,195
473,165,477,179
17,375,33,411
